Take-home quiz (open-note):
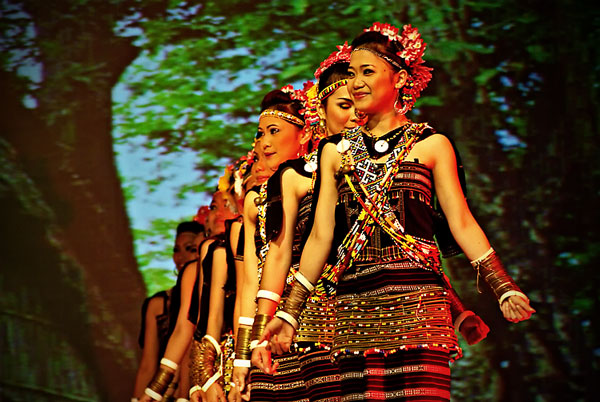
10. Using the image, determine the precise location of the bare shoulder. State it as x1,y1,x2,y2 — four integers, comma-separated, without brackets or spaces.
231,219,242,232
200,238,215,258
281,167,311,199
147,295,164,316
417,133,453,150
243,189,260,222
321,142,342,170
409,133,455,168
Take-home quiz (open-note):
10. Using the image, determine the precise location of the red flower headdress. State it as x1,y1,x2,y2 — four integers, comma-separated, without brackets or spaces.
314,42,352,79
194,205,210,226
362,22,433,113
281,83,309,103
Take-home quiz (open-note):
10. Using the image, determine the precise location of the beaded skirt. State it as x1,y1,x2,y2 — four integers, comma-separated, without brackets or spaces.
332,260,461,361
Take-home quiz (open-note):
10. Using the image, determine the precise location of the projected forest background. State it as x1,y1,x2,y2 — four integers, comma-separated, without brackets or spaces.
1,0,599,401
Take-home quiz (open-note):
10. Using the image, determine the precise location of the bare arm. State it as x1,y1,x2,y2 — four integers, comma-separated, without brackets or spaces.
260,143,340,352
230,191,260,399
229,220,243,338
206,247,228,340
429,134,534,321
240,190,260,320
133,297,162,397
202,247,228,402
428,135,491,260
161,261,198,366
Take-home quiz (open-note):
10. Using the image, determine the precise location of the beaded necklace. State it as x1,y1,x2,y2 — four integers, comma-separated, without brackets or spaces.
363,121,411,155
303,149,319,192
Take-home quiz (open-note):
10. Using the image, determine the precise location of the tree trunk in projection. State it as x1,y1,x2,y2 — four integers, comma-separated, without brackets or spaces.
0,2,150,400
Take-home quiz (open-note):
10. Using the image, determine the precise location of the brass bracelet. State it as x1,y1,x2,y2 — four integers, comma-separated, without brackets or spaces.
281,277,312,325
250,314,271,341
235,326,252,361
200,337,217,386
148,365,175,396
472,249,523,301
189,339,202,387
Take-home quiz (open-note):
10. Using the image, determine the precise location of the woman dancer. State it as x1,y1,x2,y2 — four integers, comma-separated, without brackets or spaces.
188,148,271,402
263,22,534,401
140,191,238,402
250,43,359,402
230,87,312,402
133,221,204,401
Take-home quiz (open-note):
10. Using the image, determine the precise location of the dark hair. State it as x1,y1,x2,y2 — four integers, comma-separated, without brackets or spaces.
176,221,204,236
318,61,350,107
350,31,407,72
260,89,305,127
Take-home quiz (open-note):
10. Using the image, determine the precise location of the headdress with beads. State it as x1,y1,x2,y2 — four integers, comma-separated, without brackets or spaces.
304,43,352,148
356,22,433,114
194,205,210,226
260,83,310,128
216,150,257,200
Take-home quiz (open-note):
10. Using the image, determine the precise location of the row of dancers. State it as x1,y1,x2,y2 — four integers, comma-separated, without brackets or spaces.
132,21,534,402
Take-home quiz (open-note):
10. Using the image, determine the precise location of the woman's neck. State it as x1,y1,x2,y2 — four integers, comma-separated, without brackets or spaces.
366,110,409,137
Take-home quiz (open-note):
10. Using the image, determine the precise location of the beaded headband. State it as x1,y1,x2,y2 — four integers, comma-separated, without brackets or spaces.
352,47,402,70
318,79,348,100
259,108,304,127
356,22,433,113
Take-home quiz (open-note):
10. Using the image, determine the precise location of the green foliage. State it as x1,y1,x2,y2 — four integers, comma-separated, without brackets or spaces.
140,267,177,296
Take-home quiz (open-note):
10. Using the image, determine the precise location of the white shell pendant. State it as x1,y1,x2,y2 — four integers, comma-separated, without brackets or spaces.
374,139,389,153
304,161,318,173
337,138,350,153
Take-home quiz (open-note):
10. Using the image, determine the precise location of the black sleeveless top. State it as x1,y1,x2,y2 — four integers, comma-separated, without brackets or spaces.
307,129,467,262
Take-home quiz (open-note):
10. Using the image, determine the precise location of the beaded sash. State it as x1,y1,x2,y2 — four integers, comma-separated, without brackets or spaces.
316,124,442,297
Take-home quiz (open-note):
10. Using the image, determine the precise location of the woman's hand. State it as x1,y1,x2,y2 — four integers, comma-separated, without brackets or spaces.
229,367,250,402
501,295,535,323
251,344,279,375
189,388,205,402
204,383,226,402
259,317,295,355
459,314,490,345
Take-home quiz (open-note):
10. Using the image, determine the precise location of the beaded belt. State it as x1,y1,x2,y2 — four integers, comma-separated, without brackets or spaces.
294,296,336,345
332,286,461,361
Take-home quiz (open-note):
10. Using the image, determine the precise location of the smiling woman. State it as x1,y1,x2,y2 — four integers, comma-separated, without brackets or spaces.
256,90,312,171
262,22,534,402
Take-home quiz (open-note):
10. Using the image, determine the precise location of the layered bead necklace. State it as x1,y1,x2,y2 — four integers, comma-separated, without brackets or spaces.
363,120,412,157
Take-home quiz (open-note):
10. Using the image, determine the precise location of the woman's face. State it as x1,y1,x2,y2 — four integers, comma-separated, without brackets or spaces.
347,49,405,115
258,115,306,170
205,191,238,236
251,144,273,186
173,231,201,271
320,85,360,135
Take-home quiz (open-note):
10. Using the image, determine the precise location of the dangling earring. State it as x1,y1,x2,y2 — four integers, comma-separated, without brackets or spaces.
296,142,306,158
318,119,326,131
394,96,404,114
317,119,327,140
395,79,414,115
